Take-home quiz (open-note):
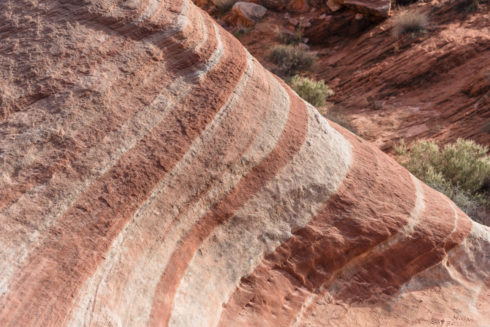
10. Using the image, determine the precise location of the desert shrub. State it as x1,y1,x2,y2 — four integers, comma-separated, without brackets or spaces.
425,180,489,225
289,75,334,107
439,139,490,193
267,45,316,76
395,140,444,184
395,138,490,225
392,11,429,38
278,31,302,45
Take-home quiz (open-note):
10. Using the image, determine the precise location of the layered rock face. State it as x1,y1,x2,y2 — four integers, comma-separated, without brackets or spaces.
0,0,488,326
311,3,490,149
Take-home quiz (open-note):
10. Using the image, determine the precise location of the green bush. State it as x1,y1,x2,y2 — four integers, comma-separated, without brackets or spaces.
440,139,490,193
267,45,316,77
392,11,429,38
289,75,334,107
395,138,490,225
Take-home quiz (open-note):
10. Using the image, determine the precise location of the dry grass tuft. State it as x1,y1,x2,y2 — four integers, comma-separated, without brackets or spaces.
267,45,316,77
392,11,429,38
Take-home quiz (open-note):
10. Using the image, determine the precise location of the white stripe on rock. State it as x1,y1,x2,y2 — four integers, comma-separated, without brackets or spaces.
0,6,214,298
168,104,352,327
292,174,424,327
66,52,290,327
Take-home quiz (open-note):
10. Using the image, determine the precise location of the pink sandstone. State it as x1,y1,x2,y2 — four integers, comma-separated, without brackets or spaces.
0,0,488,326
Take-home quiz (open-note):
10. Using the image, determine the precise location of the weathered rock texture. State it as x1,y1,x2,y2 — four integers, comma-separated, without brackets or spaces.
342,0,391,17
224,2,267,26
312,2,490,150
221,0,490,150
328,0,391,17
0,0,488,326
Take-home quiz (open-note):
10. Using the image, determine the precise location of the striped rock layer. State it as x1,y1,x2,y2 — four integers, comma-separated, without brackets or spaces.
0,0,488,326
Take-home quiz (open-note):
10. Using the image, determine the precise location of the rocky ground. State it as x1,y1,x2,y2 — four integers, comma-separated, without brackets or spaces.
198,0,490,151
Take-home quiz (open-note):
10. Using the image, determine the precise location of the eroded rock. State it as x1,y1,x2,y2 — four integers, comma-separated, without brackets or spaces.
0,1,488,326
226,1,267,26
343,0,391,17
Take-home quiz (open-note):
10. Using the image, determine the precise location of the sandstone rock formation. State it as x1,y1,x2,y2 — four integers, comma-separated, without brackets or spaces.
217,0,490,150
342,0,391,17
313,2,490,150
327,0,391,17
0,0,488,326
225,2,267,26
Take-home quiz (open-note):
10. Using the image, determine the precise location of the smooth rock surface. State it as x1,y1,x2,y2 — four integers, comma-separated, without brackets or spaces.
0,0,488,326
227,2,267,26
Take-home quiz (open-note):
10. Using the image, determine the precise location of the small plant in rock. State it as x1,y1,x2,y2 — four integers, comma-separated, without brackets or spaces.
278,31,302,45
392,11,429,38
289,75,334,107
267,45,316,77
395,138,490,225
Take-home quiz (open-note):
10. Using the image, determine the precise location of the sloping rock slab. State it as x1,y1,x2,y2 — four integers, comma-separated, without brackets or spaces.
0,0,488,326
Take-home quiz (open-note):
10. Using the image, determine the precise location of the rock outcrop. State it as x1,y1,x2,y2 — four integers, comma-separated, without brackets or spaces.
225,2,267,26
313,2,490,150
327,0,391,17
221,0,489,150
342,0,391,17
0,1,488,327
